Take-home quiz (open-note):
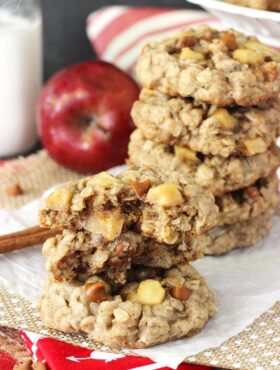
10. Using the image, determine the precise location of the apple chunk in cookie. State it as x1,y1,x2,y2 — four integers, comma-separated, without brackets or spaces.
38,263,217,348
39,168,219,244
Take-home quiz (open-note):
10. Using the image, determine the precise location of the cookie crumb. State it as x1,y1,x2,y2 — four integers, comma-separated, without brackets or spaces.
6,182,23,196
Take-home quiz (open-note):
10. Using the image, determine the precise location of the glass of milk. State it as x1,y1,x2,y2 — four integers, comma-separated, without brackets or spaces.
0,0,42,157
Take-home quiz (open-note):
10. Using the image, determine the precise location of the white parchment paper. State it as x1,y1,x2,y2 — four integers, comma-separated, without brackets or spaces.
0,165,279,369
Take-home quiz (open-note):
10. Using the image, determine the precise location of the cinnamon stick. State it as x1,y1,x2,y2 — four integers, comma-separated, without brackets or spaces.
0,226,60,253
0,225,43,241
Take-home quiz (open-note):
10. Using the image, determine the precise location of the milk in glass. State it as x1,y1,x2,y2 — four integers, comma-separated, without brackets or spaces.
0,1,42,157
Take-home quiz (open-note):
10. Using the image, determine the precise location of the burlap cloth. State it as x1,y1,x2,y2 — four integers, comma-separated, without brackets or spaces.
0,150,279,370
0,150,82,210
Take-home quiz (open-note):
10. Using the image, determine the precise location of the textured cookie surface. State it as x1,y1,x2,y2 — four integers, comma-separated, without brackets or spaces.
39,168,218,244
135,210,275,257
128,130,280,195
43,230,204,285
38,264,217,348
203,210,273,255
136,26,280,106
42,176,278,283
215,174,279,226
132,89,280,157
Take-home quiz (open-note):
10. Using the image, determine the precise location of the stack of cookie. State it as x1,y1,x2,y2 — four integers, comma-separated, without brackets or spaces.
38,168,217,348
129,25,280,254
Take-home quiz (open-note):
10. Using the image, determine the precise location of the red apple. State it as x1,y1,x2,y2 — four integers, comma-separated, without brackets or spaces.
37,60,139,173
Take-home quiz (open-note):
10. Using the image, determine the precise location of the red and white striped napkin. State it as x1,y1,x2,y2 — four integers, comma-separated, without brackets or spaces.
86,6,220,73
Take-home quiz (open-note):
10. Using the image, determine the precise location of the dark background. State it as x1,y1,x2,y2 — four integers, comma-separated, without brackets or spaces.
41,0,201,80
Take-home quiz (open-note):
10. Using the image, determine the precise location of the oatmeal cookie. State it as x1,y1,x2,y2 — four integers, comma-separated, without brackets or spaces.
132,89,280,157
203,210,273,255
128,130,280,195
38,264,217,348
41,176,276,287
42,176,277,284
225,0,280,11
136,26,280,106
39,169,218,244
43,230,203,285
216,174,279,225
136,209,273,258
